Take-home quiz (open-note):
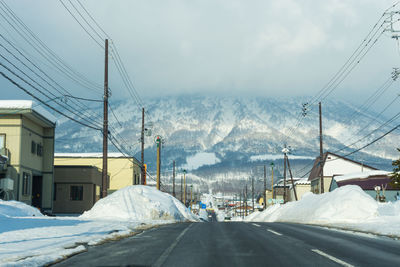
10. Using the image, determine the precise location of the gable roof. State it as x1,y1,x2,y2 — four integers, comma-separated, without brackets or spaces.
308,151,378,181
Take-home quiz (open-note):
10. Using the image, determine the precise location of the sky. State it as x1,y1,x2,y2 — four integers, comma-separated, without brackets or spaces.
1,0,400,116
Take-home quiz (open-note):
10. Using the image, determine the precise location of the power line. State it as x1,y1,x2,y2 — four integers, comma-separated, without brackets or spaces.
0,70,101,130
0,0,103,91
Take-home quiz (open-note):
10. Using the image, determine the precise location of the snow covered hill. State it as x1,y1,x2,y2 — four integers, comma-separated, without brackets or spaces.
54,95,398,190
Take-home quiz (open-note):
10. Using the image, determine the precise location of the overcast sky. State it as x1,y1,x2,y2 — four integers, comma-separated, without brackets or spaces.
1,0,400,115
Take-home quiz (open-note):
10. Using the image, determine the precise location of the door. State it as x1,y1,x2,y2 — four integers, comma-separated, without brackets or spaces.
32,175,42,209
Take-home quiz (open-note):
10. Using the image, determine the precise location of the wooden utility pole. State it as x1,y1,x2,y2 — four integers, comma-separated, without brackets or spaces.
245,184,248,216
286,155,298,201
271,162,274,199
172,161,176,197
190,185,193,210
263,165,267,209
283,153,287,203
141,108,145,184
239,191,242,219
156,136,161,190
251,177,254,212
183,170,187,206
101,39,109,198
319,102,324,194
180,174,183,203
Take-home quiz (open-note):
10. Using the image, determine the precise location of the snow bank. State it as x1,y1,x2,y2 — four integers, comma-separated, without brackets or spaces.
81,185,198,222
0,199,43,217
0,186,199,266
246,185,400,237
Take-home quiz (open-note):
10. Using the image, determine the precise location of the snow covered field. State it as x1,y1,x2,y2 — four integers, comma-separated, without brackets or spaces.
245,185,400,238
0,186,197,266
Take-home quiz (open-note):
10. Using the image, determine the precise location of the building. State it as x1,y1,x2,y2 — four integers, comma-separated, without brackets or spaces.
288,178,311,201
54,153,141,194
273,177,300,203
330,170,400,202
53,165,102,214
0,100,56,212
308,152,377,194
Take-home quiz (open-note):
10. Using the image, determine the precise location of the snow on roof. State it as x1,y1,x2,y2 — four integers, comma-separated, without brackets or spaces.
295,178,311,185
333,170,390,182
0,100,57,124
55,152,130,158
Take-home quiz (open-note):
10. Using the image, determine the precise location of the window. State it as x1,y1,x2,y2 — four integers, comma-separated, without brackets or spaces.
37,143,43,157
31,141,36,154
0,134,5,148
70,186,83,201
22,172,30,196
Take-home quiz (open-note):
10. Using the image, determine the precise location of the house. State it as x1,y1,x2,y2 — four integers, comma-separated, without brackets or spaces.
308,152,377,194
53,165,103,214
0,100,56,213
54,153,141,194
330,170,400,202
289,178,311,201
273,177,300,203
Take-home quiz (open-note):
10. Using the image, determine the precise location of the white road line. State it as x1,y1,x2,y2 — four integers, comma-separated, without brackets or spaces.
267,229,282,236
311,249,354,267
153,223,193,267
252,223,261,227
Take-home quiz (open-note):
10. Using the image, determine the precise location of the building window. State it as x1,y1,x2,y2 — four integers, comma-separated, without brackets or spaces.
37,143,43,157
0,134,5,148
31,141,36,154
22,172,30,196
70,186,83,201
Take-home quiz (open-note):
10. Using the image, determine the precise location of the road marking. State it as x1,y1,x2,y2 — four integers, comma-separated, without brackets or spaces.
311,249,354,267
153,223,193,267
252,223,261,227
267,229,282,236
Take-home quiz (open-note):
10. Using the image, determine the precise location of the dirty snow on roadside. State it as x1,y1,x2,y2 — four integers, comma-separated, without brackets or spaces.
245,185,400,238
0,186,198,266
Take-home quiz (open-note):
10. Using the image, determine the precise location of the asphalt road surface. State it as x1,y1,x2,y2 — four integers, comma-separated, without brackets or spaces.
54,222,400,267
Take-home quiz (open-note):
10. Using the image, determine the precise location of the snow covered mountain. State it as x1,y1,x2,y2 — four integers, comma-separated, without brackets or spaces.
55,95,398,190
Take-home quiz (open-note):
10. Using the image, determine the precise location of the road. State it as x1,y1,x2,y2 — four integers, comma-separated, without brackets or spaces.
54,222,400,267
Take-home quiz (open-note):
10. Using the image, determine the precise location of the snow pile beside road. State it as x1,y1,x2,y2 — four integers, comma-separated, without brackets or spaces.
81,185,198,222
0,199,43,217
246,185,400,237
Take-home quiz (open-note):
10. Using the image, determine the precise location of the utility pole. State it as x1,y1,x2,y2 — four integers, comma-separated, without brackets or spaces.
190,185,193,210
141,108,145,184
319,102,324,194
183,169,187,206
245,184,248,216
239,192,242,218
283,149,287,204
156,135,162,190
263,165,266,210
271,162,274,200
251,177,254,212
286,157,298,201
180,174,183,203
172,161,176,197
101,39,109,198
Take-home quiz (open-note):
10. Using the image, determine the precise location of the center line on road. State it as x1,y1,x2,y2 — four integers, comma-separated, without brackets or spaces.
311,249,354,267
267,229,282,236
153,223,193,267
252,223,261,227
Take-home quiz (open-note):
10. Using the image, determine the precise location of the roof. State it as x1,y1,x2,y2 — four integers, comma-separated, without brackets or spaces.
56,152,132,158
333,170,390,182
295,178,311,185
54,152,141,164
0,100,57,125
308,151,378,181
334,174,396,190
